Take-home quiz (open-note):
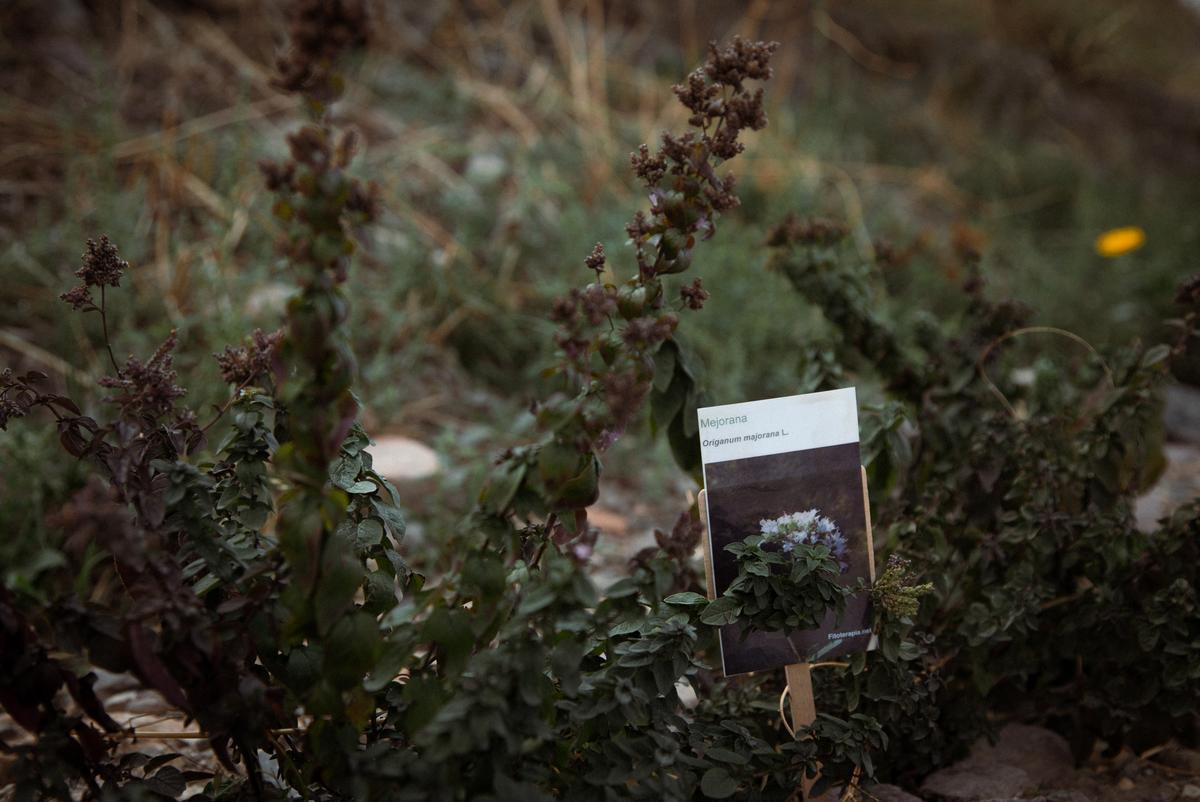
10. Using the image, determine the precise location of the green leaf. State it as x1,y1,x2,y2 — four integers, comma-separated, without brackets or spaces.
1141,343,1171,368
608,618,643,637
652,341,677,392
364,640,409,693
356,518,385,549
372,498,407,539
330,454,363,490
323,611,381,690
699,596,741,626
700,766,739,798
604,578,640,598
314,544,363,636
480,462,527,514
362,570,397,615
423,607,473,677
705,747,749,765
518,584,558,616
664,592,709,606
651,370,687,427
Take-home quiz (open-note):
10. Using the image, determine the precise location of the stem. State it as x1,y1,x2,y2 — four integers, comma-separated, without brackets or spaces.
98,286,120,374
200,376,258,434
529,514,556,569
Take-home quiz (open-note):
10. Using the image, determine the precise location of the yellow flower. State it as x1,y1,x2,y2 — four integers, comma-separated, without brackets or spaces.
1095,226,1145,257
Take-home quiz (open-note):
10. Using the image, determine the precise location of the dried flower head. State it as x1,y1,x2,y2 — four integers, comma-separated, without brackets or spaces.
1176,273,1200,310
260,159,296,192
703,37,776,91
585,243,607,277
215,328,284,386
99,331,186,421
680,278,709,310
346,179,382,222
273,0,369,101
487,38,776,517
601,370,648,433
580,285,618,326
60,235,128,310
77,236,127,288
60,284,94,312
630,144,666,186
620,314,677,350
287,126,332,173
766,214,849,248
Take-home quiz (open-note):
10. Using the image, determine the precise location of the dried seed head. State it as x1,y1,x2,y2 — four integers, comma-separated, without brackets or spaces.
99,330,186,421
585,243,607,276
766,214,849,248
273,0,369,101
1176,273,1200,310
215,329,284,386
77,236,127,288
680,278,709,310
61,235,129,310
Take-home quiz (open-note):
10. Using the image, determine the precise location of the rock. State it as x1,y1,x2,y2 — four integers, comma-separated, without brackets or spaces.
1033,791,1092,802
1164,384,1200,444
1181,786,1200,799
970,724,1074,786
921,725,1073,801
1135,443,1200,531
1117,778,1135,791
367,435,440,482
104,689,175,715
1155,745,1200,774
976,793,1091,802
465,152,507,184
865,783,925,802
92,667,139,695
921,764,1033,802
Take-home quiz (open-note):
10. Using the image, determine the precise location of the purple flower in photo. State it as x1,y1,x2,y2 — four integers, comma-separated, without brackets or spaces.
757,508,850,574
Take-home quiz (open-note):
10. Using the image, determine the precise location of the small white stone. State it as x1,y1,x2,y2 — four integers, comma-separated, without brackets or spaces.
367,435,440,482
675,679,698,709
465,152,507,184
1180,784,1200,798
243,283,294,318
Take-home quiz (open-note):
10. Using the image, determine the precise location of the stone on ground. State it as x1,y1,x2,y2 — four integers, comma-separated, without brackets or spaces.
865,783,925,802
921,724,1073,801
367,435,440,482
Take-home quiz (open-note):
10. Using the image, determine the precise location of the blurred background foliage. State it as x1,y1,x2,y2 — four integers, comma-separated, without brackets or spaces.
2,0,1199,575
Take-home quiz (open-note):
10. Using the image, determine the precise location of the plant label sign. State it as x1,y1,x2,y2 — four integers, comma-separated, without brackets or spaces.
698,388,875,676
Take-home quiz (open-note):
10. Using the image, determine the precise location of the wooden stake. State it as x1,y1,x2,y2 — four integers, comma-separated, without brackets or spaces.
861,466,876,583
696,466,875,802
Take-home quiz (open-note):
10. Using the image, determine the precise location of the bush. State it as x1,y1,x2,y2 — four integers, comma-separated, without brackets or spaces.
769,217,1200,777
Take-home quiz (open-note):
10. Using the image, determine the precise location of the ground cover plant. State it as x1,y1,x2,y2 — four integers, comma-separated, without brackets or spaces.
2,2,1199,801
